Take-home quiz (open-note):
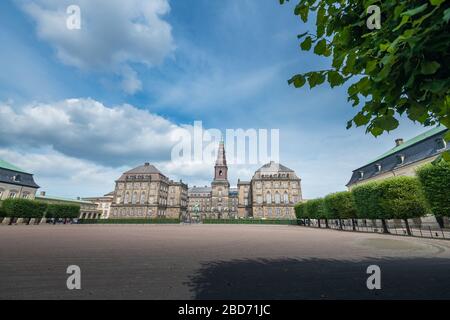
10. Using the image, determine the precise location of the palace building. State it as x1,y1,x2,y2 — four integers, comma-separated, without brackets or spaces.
347,125,449,189
0,158,39,201
187,141,302,220
109,162,188,219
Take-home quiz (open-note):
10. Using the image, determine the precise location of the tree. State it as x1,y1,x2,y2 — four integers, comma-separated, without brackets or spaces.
378,176,429,235
352,182,390,233
417,160,450,226
305,198,327,227
2,199,47,224
46,204,80,224
281,0,450,160
324,191,358,230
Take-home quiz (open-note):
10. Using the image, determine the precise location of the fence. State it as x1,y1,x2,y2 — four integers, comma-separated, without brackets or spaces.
298,219,450,240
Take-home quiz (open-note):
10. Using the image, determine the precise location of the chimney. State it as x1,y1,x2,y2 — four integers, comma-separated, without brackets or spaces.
40,191,46,196
395,138,404,147
144,162,150,166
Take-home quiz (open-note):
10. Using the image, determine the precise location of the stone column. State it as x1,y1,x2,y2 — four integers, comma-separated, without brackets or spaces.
2,218,11,225
16,218,24,224
29,218,36,225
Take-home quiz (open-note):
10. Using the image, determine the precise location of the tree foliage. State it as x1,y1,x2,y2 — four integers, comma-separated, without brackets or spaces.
281,0,450,158
377,176,429,220
417,160,450,216
351,181,387,219
46,204,80,219
1,199,47,219
324,191,357,219
305,198,327,219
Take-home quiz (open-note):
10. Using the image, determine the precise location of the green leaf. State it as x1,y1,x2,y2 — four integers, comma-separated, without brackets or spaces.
300,36,312,50
421,61,441,75
429,0,445,6
316,6,326,37
444,8,450,22
401,4,428,17
354,112,370,126
313,39,327,56
442,150,450,162
327,71,344,88
444,131,450,142
288,74,306,88
375,115,400,131
307,72,325,88
295,4,309,22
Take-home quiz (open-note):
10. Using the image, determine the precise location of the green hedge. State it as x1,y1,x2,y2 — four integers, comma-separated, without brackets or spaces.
295,202,308,219
305,198,326,219
1,198,47,219
203,219,298,225
324,191,357,219
78,218,180,224
417,161,450,217
352,182,386,219
46,204,80,219
378,176,429,220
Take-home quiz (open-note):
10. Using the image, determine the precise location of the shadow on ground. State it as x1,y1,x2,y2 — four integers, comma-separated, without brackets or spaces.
185,257,450,299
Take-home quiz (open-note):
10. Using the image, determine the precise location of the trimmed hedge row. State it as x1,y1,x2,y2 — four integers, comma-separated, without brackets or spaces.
1,198,48,219
46,204,80,219
296,175,432,235
78,218,180,224
0,199,81,221
203,219,298,225
417,161,450,218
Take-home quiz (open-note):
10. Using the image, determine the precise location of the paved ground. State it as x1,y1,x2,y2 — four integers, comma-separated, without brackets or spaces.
1,224,450,300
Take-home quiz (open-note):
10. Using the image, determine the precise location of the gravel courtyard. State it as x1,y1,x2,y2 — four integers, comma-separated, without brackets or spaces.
1,224,450,300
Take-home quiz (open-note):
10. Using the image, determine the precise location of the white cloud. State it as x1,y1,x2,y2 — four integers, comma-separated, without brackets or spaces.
0,98,184,166
19,0,175,94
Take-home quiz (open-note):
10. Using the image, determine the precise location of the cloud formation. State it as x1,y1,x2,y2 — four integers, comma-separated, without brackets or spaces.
20,0,175,94
0,98,184,166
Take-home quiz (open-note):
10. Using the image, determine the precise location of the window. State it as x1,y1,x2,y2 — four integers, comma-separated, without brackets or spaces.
396,154,405,165
116,195,122,204
140,192,146,204
275,192,281,204
436,138,447,150
358,171,364,179
9,191,17,199
257,195,263,204
0,189,4,199
132,192,138,204
283,192,289,204
266,192,272,204
124,192,130,204
219,170,223,176
22,193,30,199
276,208,281,216
375,164,382,173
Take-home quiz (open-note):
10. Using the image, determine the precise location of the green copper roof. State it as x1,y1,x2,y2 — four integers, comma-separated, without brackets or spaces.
0,158,28,173
363,125,447,167
35,194,93,205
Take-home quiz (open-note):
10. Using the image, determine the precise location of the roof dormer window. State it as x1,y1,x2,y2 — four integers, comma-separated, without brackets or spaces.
436,138,447,150
396,154,405,165
358,171,364,179
375,164,381,173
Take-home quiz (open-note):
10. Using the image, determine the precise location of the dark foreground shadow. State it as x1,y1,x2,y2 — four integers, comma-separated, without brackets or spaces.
185,257,450,299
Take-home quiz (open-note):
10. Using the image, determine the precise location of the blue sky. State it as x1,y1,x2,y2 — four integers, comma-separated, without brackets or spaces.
0,0,431,199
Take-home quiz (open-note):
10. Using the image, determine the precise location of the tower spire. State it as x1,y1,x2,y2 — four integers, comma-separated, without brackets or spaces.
214,140,228,181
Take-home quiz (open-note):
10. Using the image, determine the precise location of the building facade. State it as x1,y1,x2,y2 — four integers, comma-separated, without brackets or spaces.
36,191,101,219
0,159,39,201
188,142,302,220
347,125,449,189
109,162,188,219
82,192,114,219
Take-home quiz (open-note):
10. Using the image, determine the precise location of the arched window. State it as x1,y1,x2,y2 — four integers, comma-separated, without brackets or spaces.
257,195,262,204
266,192,272,204
275,192,281,204
132,192,138,204
124,192,130,204
140,192,146,204
283,192,289,204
